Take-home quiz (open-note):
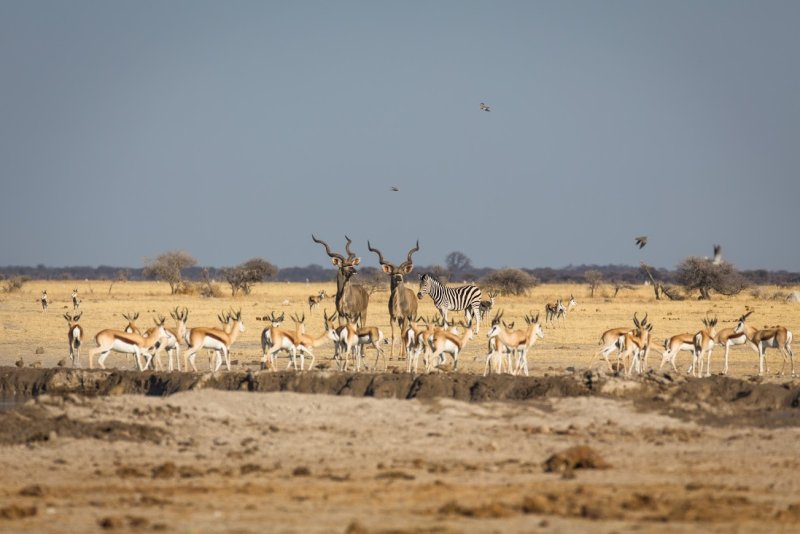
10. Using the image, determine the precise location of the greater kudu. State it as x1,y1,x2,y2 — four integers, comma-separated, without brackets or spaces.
367,240,419,358
311,235,370,328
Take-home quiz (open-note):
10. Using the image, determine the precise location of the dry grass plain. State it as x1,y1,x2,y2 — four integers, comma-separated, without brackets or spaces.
1,280,798,376
2,280,800,533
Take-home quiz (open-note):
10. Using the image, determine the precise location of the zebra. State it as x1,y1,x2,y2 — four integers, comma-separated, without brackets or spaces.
416,273,482,333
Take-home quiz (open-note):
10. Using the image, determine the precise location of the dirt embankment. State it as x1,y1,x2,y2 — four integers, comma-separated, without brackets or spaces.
2,367,799,427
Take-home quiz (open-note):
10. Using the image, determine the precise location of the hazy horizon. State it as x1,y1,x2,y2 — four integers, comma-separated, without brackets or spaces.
2,1,798,271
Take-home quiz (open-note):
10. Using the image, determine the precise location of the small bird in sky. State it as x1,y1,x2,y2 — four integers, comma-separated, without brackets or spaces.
480,102,491,112
635,236,648,249
390,186,399,192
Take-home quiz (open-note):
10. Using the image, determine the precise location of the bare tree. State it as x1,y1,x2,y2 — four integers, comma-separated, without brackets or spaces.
677,257,748,300
610,280,634,298
222,258,278,296
481,268,538,296
108,269,130,295
445,251,473,277
142,250,197,294
585,270,603,297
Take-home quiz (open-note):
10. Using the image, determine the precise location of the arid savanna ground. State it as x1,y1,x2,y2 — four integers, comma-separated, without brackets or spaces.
1,281,799,532
1,280,798,374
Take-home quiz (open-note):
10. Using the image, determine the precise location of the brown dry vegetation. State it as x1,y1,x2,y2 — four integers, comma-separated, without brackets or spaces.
1,280,798,376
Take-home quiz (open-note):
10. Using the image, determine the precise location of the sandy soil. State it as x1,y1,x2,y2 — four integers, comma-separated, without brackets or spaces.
1,383,800,533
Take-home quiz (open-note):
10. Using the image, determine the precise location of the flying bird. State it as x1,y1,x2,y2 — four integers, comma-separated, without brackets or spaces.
390,186,399,192
712,244,722,265
480,102,491,112
635,236,648,249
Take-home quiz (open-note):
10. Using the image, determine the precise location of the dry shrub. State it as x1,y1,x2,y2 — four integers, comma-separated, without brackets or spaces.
3,275,29,293
481,268,538,296
677,257,748,299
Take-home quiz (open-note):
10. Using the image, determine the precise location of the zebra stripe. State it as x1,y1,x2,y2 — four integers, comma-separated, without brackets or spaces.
417,273,482,331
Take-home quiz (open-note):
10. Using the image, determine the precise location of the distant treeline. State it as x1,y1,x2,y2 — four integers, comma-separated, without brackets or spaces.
1,264,798,286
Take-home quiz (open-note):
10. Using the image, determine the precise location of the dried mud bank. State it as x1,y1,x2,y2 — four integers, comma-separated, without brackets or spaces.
1,367,799,426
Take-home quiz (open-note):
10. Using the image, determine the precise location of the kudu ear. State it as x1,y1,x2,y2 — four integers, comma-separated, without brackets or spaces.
351,257,361,266
331,257,342,267
400,263,413,274
381,264,393,274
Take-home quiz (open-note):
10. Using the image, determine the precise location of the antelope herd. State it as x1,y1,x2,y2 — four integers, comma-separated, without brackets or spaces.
41,236,795,379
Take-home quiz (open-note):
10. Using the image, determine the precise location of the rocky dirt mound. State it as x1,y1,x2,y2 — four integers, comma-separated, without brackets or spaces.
1,367,799,427
0,399,165,446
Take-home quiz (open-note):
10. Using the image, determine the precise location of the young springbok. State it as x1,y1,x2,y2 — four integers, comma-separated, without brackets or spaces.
64,312,84,368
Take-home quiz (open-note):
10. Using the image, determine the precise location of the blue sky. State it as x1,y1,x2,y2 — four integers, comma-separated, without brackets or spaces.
1,1,798,270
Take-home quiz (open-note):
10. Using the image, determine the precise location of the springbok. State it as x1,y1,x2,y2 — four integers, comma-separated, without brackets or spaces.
289,311,339,370
353,322,388,372
184,310,245,372
659,332,697,373
308,290,327,313
544,300,565,327
367,240,419,358
428,320,474,372
715,311,758,375
478,291,497,325
559,295,577,320
312,235,370,327
122,312,141,334
71,289,80,311
88,323,167,371
690,317,718,377
485,311,544,376
752,325,794,377
482,310,514,375
64,312,83,368
40,290,48,311
260,311,299,371
403,316,429,374
590,313,647,372
143,309,188,372
623,317,654,376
